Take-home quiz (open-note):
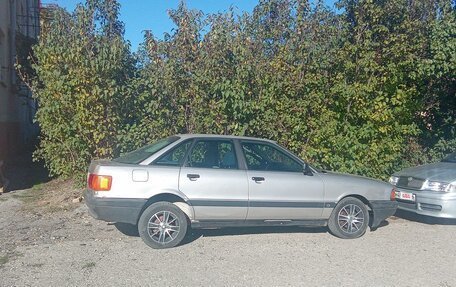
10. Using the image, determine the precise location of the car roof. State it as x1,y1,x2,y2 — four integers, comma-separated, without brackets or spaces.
176,134,276,143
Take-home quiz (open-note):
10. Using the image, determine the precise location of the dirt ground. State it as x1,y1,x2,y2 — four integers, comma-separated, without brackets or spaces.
1,178,456,287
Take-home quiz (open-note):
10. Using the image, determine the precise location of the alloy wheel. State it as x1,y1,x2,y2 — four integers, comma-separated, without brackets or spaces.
147,211,180,244
337,204,365,234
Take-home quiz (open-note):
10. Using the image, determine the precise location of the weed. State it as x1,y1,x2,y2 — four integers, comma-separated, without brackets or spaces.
12,190,43,204
31,183,45,191
10,179,82,214
28,263,45,268
82,262,96,269
0,255,8,267
0,251,24,268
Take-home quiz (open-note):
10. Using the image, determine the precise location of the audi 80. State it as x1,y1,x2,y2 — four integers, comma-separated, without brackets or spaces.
389,152,456,218
85,134,398,249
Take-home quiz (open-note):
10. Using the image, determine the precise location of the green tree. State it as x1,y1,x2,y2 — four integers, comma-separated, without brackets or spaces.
25,0,455,183
28,0,135,178
416,0,456,161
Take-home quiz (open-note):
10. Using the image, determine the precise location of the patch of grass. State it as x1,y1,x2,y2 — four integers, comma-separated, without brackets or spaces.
0,197,7,202
12,190,45,213
12,189,44,205
0,255,8,267
45,205,68,213
0,251,24,268
28,263,44,268
82,262,96,269
11,179,83,214
31,183,45,191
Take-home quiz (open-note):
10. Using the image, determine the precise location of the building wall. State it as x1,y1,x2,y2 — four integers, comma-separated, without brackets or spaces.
0,0,40,160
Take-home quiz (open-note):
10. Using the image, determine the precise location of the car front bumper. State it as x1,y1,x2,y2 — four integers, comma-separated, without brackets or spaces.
396,188,456,219
370,200,398,228
84,190,146,225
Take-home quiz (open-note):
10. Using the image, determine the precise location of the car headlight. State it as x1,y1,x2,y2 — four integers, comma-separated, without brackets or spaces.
389,176,399,185
422,181,455,192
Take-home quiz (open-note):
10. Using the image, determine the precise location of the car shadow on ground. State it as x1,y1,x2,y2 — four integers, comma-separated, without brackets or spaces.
370,219,389,231
114,220,393,246
182,226,329,246
394,209,456,225
114,222,396,247
113,222,140,236
114,223,328,239
114,218,393,247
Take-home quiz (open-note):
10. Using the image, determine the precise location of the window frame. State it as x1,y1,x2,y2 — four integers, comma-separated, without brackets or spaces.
151,139,193,167
239,140,304,173
182,138,241,170
113,136,180,165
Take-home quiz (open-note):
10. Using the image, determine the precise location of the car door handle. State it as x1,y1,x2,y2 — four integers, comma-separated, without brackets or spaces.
252,177,265,183
187,174,200,181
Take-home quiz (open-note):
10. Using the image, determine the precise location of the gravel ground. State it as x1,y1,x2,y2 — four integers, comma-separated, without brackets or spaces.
1,189,456,287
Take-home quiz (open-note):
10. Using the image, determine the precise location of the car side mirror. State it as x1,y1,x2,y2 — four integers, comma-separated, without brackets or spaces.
303,163,313,176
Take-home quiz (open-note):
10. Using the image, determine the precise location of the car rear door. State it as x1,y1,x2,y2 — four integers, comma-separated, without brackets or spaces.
241,141,325,220
179,139,249,220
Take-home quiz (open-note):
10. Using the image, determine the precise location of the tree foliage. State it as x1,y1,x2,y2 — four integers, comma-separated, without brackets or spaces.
28,0,455,181
28,0,135,178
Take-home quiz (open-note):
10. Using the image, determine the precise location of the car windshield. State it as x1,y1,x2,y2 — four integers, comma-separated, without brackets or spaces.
441,152,456,163
113,136,179,164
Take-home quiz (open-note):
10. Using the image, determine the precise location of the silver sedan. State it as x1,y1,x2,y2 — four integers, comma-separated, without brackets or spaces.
85,134,397,249
390,152,456,218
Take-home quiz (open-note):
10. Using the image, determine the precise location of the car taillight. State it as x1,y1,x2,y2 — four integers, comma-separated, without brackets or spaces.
390,188,397,201
88,174,112,191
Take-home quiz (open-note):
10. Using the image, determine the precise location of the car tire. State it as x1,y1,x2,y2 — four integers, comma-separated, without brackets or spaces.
138,201,188,249
328,197,369,239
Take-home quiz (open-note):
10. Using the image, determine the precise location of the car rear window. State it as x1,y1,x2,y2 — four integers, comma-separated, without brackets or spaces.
113,136,180,164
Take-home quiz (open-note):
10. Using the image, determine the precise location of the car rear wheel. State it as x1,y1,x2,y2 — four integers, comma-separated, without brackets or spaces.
138,201,188,249
328,197,369,239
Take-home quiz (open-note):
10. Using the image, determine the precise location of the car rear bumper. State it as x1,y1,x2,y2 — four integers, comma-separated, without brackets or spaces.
84,190,146,225
370,200,398,228
396,188,456,219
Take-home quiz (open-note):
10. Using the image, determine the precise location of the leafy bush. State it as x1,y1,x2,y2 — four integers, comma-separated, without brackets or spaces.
27,0,455,183
27,1,135,180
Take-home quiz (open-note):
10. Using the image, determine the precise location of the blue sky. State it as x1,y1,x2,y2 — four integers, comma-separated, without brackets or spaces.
42,1,337,52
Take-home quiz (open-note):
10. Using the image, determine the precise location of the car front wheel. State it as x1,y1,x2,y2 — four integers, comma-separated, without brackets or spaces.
328,197,369,239
138,201,188,249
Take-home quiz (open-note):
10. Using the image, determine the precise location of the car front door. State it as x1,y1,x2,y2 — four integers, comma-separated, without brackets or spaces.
241,141,325,220
179,139,248,221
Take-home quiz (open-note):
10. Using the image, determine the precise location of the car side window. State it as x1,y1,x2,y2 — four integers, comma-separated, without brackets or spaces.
241,142,302,172
186,140,238,169
153,141,191,166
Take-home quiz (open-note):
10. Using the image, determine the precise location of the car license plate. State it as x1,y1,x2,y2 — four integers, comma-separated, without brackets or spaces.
398,191,416,202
